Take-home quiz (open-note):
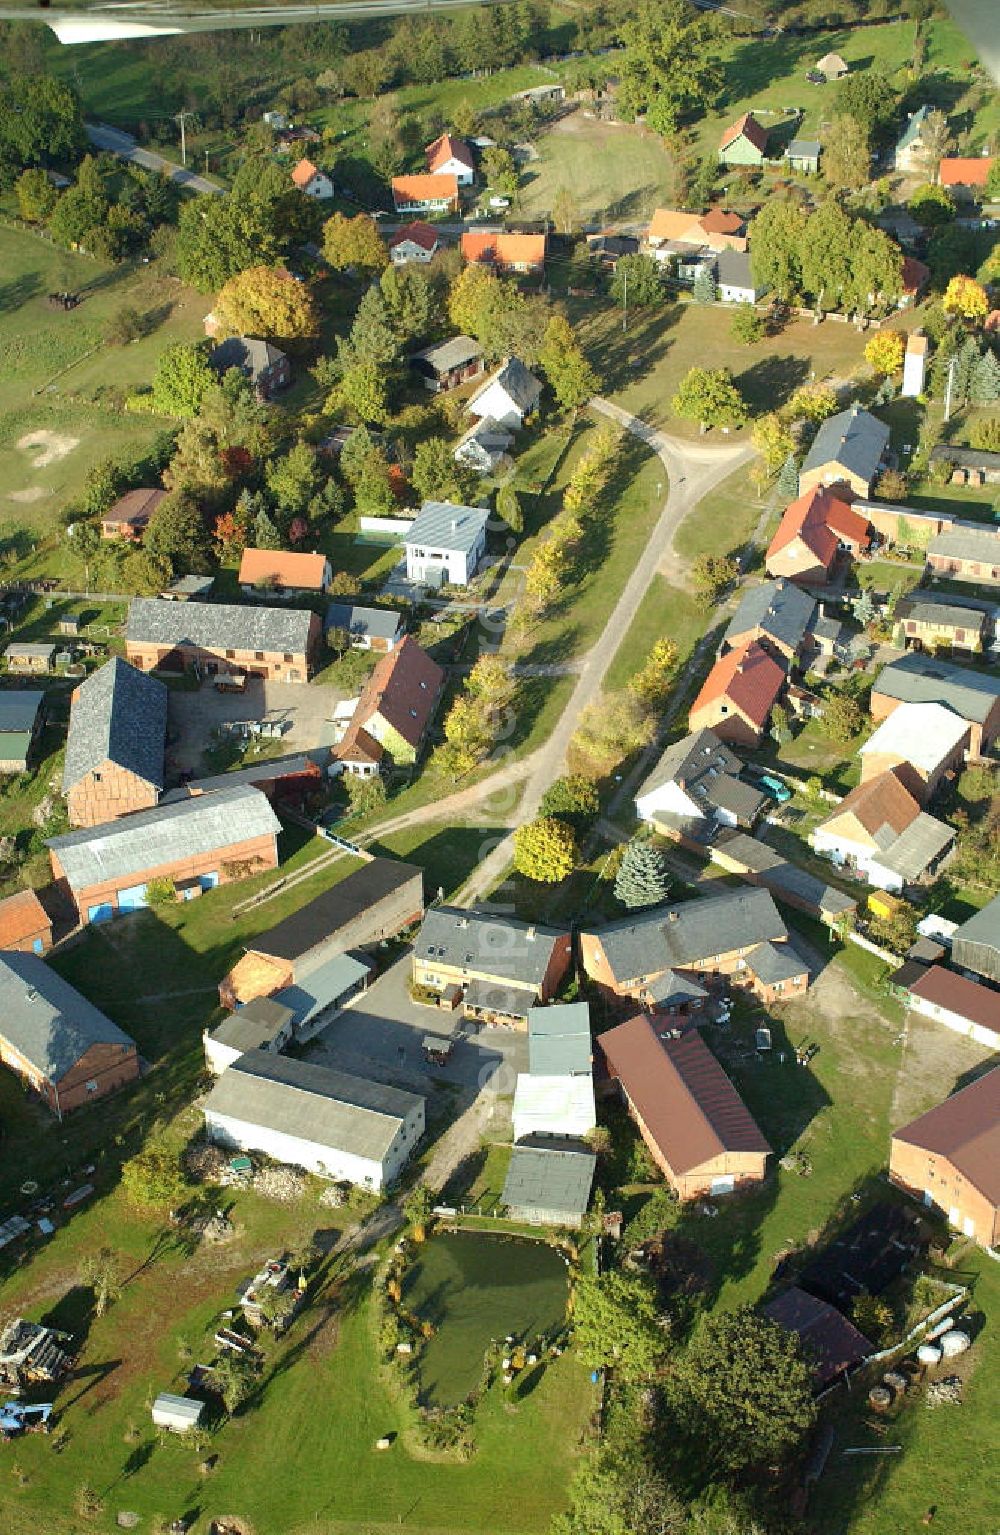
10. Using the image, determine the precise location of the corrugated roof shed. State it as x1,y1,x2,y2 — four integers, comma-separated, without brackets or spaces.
126,597,315,657
501,1138,596,1218
927,528,1000,564
952,892,1000,982
764,1286,872,1387
0,691,44,735
0,950,136,1082
528,1003,592,1076
410,335,482,372
873,653,1000,725
248,858,422,964
62,657,168,794
907,965,1000,1039
325,603,402,643
875,812,955,881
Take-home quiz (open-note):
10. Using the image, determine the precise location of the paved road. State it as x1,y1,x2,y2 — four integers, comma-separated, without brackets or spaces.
86,122,225,195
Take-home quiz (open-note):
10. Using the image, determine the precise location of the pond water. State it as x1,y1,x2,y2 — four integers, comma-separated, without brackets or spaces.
402,1230,568,1406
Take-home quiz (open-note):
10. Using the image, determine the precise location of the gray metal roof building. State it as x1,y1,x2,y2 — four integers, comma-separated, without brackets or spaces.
126,597,315,657
927,528,1000,566
0,951,136,1083
415,906,566,987
725,579,817,655
62,657,168,794
951,894,1000,984
895,593,987,633
47,784,281,892
873,653,999,726
325,603,402,645
410,335,483,373
502,1137,596,1227
801,405,890,488
528,1003,592,1076
584,887,789,985
875,813,955,883
0,692,45,733
404,501,491,556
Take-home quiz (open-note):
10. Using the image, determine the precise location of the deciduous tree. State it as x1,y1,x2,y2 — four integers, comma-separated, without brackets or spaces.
751,412,795,473
671,367,745,432
909,181,955,227
539,775,600,830
822,114,871,193
572,1269,668,1380
730,302,764,344
121,1143,187,1210
609,253,664,309
539,313,598,410
151,342,216,419
512,816,576,883
321,211,387,274
214,265,319,342
617,0,723,138
864,330,905,376
943,273,989,323
410,436,478,504
14,166,56,222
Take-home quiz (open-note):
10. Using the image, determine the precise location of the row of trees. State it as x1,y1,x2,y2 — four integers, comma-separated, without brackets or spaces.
569,637,678,781
522,429,622,620
16,155,172,263
436,653,517,779
750,198,903,315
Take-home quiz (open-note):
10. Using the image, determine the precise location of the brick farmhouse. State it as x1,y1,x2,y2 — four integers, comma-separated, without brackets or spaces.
125,597,320,682
0,888,52,954
63,658,168,828
890,1066,1000,1248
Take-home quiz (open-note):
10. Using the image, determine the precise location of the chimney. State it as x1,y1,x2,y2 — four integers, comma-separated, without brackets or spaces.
668,911,679,923
526,926,536,941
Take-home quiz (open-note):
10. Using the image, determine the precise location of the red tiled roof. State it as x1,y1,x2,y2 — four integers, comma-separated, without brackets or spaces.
291,157,322,189
0,889,50,947
908,965,1000,1039
103,488,164,527
426,133,474,174
893,1065,1000,1207
461,230,547,267
720,112,768,154
599,1015,770,1175
342,635,444,756
238,548,329,590
392,174,459,208
690,639,786,731
387,220,440,253
698,207,744,237
647,208,702,242
822,768,920,839
938,156,994,188
902,255,931,295
767,485,870,573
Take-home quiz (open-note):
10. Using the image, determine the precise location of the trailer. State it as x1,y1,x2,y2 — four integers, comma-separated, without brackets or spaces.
0,1401,52,1440
151,1393,203,1434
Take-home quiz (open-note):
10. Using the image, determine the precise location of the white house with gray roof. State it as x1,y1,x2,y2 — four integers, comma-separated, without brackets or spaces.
325,602,403,653
467,356,542,430
63,658,168,828
404,501,491,587
635,728,766,834
799,406,892,499
203,1051,425,1190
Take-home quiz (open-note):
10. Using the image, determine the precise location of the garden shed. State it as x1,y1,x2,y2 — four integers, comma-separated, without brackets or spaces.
151,1393,204,1433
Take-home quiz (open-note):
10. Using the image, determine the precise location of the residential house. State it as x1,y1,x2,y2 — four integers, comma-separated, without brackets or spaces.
799,406,892,499
238,548,332,596
765,486,872,585
718,112,768,166
926,527,1000,583
210,337,291,400
905,966,1000,1051
410,335,485,393
901,331,928,397
951,894,1000,984
412,906,572,1026
688,640,786,748
48,783,282,924
815,50,849,79
203,997,296,1076
724,578,817,664
937,156,995,197
859,700,971,802
454,416,514,474
580,887,808,1010
290,157,333,199
646,208,747,254
586,233,640,268
325,602,402,653
467,357,542,430
0,951,139,1114
899,255,931,309
391,173,459,214
404,500,490,587
0,690,44,773
894,592,987,655
890,1066,1000,1247
63,657,168,828
894,106,934,174
333,636,445,775
501,1139,596,1229
219,857,422,1008
125,597,320,682
100,487,164,542
461,229,547,274
512,1002,595,1143
811,769,955,893
870,652,1000,757
388,221,443,265
425,132,475,184
764,1288,872,1389
634,727,766,834
715,248,765,303
4,643,55,675
204,1051,425,1192
786,138,821,174
0,888,52,954
598,1015,771,1198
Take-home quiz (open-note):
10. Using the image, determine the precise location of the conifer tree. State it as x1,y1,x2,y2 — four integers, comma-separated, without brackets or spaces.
614,840,671,910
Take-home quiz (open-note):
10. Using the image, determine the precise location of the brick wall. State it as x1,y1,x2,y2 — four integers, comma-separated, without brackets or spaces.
67,760,160,829
890,1138,998,1248
50,830,279,922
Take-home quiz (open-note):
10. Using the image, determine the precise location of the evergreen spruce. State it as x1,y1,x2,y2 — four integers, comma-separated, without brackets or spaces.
776,452,800,499
614,840,671,910
968,348,1000,406
693,264,717,305
254,507,283,550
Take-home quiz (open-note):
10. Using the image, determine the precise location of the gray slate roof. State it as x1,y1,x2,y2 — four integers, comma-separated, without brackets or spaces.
747,940,806,985
528,1003,592,1076
876,812,955,882
410,335,483,372
416,906,566,987
928,528,1000,565
0,950,136,1083
325,603,403,643
62,658,168,794
930,444,1000,473
469,356,542,416
725,578,817,654
273,951,373,1029
210,998,294,1053
583,887,788,985
787,138,821,158
715,248,756,290
47,783,281,892
204,1050,423,1164
895,594,987,632
645,968,709,1005
502,1138,596,1218
637,728,756,813
801,406,890,486
0,691,44,734
404,500,490,556
896,104,931,154
212,336,287,381
126,597,315,657
873,653,1000,726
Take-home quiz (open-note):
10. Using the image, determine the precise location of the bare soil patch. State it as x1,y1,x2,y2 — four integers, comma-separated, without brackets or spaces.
890,1013,994,1127
16,429,80,468
7,486,48,502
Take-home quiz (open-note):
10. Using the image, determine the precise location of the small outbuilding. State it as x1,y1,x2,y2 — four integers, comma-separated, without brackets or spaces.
0,690,45,772
151,1393,204,1433
786,138,821,175
4,642,56,675
502,1137,596,1229
815,51,849,80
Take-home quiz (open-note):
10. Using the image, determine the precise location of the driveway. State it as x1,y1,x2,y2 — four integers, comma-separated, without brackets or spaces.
167,677,346,776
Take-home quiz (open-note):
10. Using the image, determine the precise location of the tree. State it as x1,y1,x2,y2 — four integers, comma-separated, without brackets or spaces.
777,452,800,498
512,816,576,883
969,351,1000,407
852,588,877,627
553,1451,686,1535
614,839,671,909
749,197,808,302
539,775,600,830
569,693,655,778
785,382,838,423
914,109,952,181
691,552,738,609
864,330,905,376
572,1269,668,1381
322,211,387,273
379,263,436,345
552,186,579,237
852,1292,894,1343
15,166,56,222
822,114,871,193
833,67,896,135
121,1144,187,1210
672,367,745,432
751,413,795,473
213,1349,260,1414
875,467,908,502
0,75,85,186
539,313,598,410
496,481,523,534
909,182,955,228
151,343,216,418
971,413,1000,450
79,1248,122,1317
214,265,319,342
730,302,764,345
254,506,284,551
616,0,723,139
344,773,388,818
447,263,541,360
265,441,321,519
71,520,101,589
943,273,989,323
609,253,664,309
628,637,679,708
345,48,392,100
823,692,864,742
145,491,212,573
481,145,519,199
410,437,477,505
106,305,144,347
47,179,108,252
176,194,284,292
693,263,717,305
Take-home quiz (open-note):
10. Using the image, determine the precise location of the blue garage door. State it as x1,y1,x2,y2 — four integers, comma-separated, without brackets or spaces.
88,903,114,924
199,871,219,891
117,883,149,913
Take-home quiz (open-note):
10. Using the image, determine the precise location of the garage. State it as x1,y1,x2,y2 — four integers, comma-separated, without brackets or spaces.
116,883,149,913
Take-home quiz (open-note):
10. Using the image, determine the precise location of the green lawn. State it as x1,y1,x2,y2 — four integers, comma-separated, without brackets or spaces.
367,822,511,901
673,463,768,565
518,115,677,223
603,573,707,693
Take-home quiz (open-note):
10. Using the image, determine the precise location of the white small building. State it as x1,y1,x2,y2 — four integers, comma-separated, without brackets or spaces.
467,357,542,431
404,499,490,588
902,332,928,399
203,997,295,1076
203,1052,425,1192
152,1394,204,1433
291,157,333,200
454,416,514,475
513,1074,596,1142
715,248,765,305
388,221,442,265
425,132,476,186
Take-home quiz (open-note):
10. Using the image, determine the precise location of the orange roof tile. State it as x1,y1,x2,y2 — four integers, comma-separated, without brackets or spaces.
341,636,444,756
392,173,459,207
0,888,50,947
647,207,702,243
698,208,744,237
460,230,546,266
767,486,871,573
690,640,786,731
425,133,474,174
720,112,768,154
902,255,931,295
238,548,329,590
938,156,994,188
823,768,920,840
291,157,321,189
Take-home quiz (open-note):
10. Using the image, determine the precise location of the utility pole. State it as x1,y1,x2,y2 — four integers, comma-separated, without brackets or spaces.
621,263,628,333
943,354,956,423
175,111,196,168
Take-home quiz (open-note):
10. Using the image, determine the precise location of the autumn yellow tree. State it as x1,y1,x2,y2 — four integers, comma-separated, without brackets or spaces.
213,265,319,343
513,816,577,883
751,412,796,473
321,211,387,273
628,638,679,709
942,274,989,324
864,330,905,376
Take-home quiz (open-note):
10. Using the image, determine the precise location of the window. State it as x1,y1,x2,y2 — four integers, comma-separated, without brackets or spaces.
226,649,236,660
85,1080,98,1094
254,651,264,661
284,653,293,662
92,771,102,783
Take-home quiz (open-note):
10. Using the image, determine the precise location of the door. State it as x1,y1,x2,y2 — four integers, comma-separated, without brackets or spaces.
117,883,148,913
199,871,219,891
710,1175,735,1196
88,902,114,924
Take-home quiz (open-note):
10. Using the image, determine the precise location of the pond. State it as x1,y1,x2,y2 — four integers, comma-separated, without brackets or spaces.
402,1230,569,1407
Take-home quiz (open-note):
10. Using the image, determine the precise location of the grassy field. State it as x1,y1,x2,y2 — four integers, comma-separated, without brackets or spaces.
402,1230,568,1406
673,462,769,567
518,114,677,223
603,573,707,693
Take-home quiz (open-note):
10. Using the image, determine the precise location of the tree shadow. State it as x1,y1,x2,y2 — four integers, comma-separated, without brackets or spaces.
736,352,811,413
0,272,41,314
